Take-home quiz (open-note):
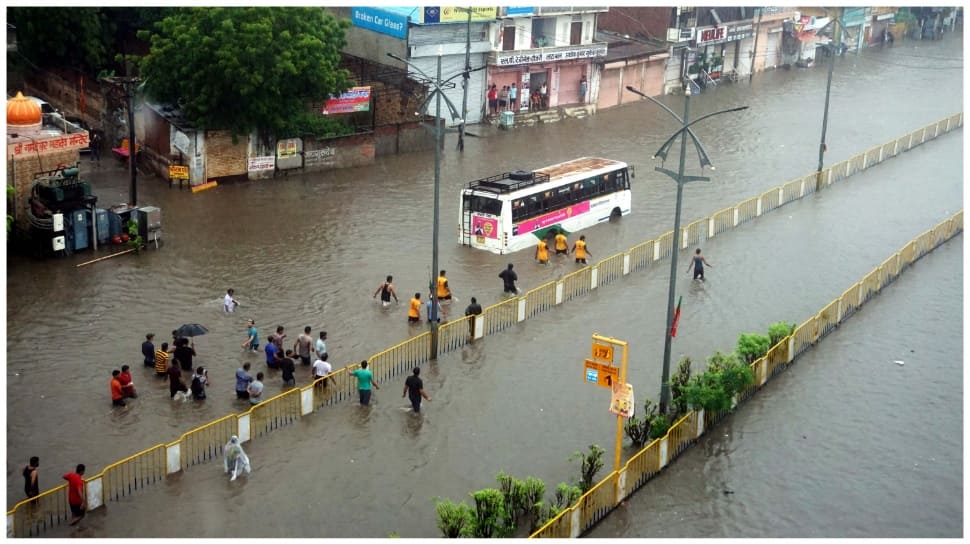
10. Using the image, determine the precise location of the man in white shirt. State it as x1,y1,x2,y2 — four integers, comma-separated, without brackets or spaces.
315,331,328,361
224,289,239,313
312,355,332,386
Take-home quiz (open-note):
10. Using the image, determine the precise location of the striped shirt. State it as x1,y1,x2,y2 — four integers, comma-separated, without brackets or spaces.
155,349,170,375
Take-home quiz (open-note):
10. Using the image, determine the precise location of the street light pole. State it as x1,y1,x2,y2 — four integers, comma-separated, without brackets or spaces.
625,83,747,415
430,52,443,355
458,6,472,152
103,76,140,206
816,14,844,191
387,51,479,358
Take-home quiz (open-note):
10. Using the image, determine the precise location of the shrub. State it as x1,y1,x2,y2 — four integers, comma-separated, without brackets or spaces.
736,333,771,363
496,472,526,532
682,354,754,412
434,498,474,538
570,444,605,492
624,399,672,447
521,476,545,529
470,488,506,538
555,482,582,508
768,322,796,346
669,356,693,416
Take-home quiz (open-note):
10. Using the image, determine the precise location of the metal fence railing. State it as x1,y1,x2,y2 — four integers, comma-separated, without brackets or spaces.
531,209,963,538
8,114,963,538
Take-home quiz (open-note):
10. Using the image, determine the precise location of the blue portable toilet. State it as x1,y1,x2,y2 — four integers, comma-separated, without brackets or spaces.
94,208,109,244
67,209,89,251
108,211,123,239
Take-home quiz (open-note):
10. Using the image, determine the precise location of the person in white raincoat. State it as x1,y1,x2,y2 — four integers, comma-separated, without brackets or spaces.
223,435,251,481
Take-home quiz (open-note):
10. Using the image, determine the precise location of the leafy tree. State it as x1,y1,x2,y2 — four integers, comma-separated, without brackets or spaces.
9,7,109,70
137,7,351,141
682,353,754,412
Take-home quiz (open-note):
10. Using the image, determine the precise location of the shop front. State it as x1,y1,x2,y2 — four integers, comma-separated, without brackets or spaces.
692,21,756,81
489,43,606,112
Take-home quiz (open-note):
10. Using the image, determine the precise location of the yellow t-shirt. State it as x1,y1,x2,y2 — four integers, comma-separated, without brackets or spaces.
575,240,587,259
409,297,421,318
536,240,548,261
555,233,568,251
437,276,450,298
155,349,169,374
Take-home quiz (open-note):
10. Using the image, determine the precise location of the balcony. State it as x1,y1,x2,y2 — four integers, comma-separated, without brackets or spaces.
489,41,609,67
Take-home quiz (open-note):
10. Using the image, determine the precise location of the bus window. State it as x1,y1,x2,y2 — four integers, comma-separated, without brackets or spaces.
617,169,628,189
585,177,598,198
526,195,542,216
602,173,614,193
468,195,502,216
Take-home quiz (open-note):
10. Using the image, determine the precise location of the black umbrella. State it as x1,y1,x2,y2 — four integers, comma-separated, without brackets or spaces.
175,323,209,338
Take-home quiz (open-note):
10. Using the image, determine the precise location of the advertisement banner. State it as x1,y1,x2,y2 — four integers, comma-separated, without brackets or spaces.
277,138,299,158
496,45,607,67
322,87,371,115
471,215,499,239
609,383,635,418
351,7,408,39
248,156,275,172
513,201,590,236
423,6,496,23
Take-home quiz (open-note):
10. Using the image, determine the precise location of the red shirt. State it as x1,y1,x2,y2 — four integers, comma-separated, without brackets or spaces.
488,88,497,100
118,371,134,391
63,472,84,504
110,378,123,401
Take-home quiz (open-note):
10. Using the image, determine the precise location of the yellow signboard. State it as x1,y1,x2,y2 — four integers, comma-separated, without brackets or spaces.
439,6,497,22
169,165,189,180
584,359,618,389
591,342,614,363
609,382,635,418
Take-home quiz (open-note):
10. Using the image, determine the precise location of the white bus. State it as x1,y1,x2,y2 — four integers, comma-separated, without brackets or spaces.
458,157,633,254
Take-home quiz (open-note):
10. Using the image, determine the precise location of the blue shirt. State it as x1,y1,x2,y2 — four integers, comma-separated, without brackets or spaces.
235,368,253,392
265,342,279,365
509,86,518,100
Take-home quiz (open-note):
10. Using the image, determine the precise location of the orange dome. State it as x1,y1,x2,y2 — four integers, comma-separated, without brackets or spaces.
7,91,42,126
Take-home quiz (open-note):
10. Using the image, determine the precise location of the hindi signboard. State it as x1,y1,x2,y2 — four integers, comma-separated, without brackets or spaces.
322,87,371,115
168,165,189,180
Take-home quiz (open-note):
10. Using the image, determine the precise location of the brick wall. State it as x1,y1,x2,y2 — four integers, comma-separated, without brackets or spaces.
205,130,248,180
302,132,376,173
23,69,110,131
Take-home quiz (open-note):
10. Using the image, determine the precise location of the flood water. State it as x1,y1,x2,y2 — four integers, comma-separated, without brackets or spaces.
6,32,963,536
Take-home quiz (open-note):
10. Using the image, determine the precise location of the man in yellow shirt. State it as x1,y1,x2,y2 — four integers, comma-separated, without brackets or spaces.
408,293,422,323
436,270,452,301
571,235,592,264
535,238,549,264
154,342,170,376
554,229,569,255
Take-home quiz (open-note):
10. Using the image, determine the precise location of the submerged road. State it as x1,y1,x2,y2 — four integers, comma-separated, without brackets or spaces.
35,113,963,538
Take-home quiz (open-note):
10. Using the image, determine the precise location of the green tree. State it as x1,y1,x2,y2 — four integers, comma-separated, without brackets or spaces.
137,7,351,141
570,444,605,492
434,498,474,538
9,7,109,70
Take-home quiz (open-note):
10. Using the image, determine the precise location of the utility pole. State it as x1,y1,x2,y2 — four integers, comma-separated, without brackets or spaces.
458,6,472,152
748,8,764,82
102,76,140,207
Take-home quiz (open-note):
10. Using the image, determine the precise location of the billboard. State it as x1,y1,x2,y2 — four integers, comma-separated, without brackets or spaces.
423,6,497,23
351,7,408,39
322,87,371,115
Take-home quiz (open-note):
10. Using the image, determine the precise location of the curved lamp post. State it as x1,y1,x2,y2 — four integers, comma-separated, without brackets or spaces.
387,51,484,356
626,83,747,415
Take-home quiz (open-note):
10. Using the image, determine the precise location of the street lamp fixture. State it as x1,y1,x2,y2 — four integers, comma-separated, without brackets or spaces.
625,83,747,415
386,51,483,356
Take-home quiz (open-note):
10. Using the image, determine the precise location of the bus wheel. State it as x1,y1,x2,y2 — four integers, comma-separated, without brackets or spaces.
609,207,622,221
